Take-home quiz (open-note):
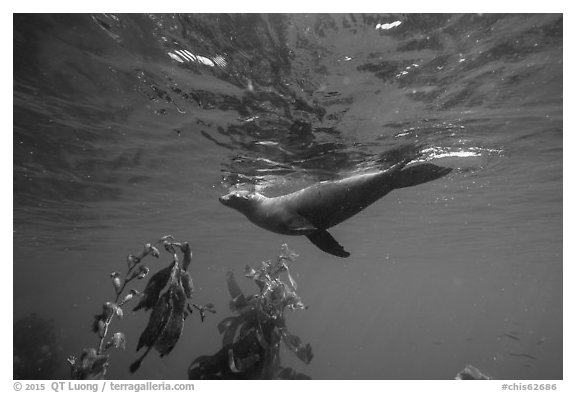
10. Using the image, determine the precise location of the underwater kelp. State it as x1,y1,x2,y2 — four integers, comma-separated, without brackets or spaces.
130,237,214,372
68,236,213,379
188,244,313,379
14,313,63,379
68,239,309,379
455,364,492,380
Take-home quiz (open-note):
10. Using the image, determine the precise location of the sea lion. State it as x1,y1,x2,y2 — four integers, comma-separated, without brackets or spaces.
219,158,452,257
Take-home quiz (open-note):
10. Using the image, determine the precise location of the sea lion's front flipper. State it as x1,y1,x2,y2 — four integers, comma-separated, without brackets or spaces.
306,231,350,258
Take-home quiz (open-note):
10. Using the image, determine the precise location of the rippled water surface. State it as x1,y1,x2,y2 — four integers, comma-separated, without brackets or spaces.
13,14,562,379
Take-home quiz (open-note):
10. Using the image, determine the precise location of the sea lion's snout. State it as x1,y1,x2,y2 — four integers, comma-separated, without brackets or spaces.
219,190,256,209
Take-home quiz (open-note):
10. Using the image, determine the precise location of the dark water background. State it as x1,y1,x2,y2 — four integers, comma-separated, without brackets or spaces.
13,14,562,380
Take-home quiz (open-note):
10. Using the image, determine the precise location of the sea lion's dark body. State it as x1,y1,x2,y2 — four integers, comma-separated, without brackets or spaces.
274,171,396,231
219,159,451,257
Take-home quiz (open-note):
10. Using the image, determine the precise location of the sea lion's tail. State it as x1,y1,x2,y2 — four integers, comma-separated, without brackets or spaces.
376,143,424,168
391,163,452,189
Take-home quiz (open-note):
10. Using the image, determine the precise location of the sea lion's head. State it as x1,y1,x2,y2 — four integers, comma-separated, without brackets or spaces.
219,190,261,211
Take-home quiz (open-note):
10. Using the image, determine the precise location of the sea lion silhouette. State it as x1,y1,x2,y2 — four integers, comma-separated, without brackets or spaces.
219,157,452,257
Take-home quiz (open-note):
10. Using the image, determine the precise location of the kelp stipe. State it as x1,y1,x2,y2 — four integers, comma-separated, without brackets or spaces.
188,244,313,380
68,236,213,378
67,240,159,379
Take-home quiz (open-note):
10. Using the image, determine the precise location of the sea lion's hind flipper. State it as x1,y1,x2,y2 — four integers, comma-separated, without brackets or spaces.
392,163,452,189
306,231,350,258
378,143,424,167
